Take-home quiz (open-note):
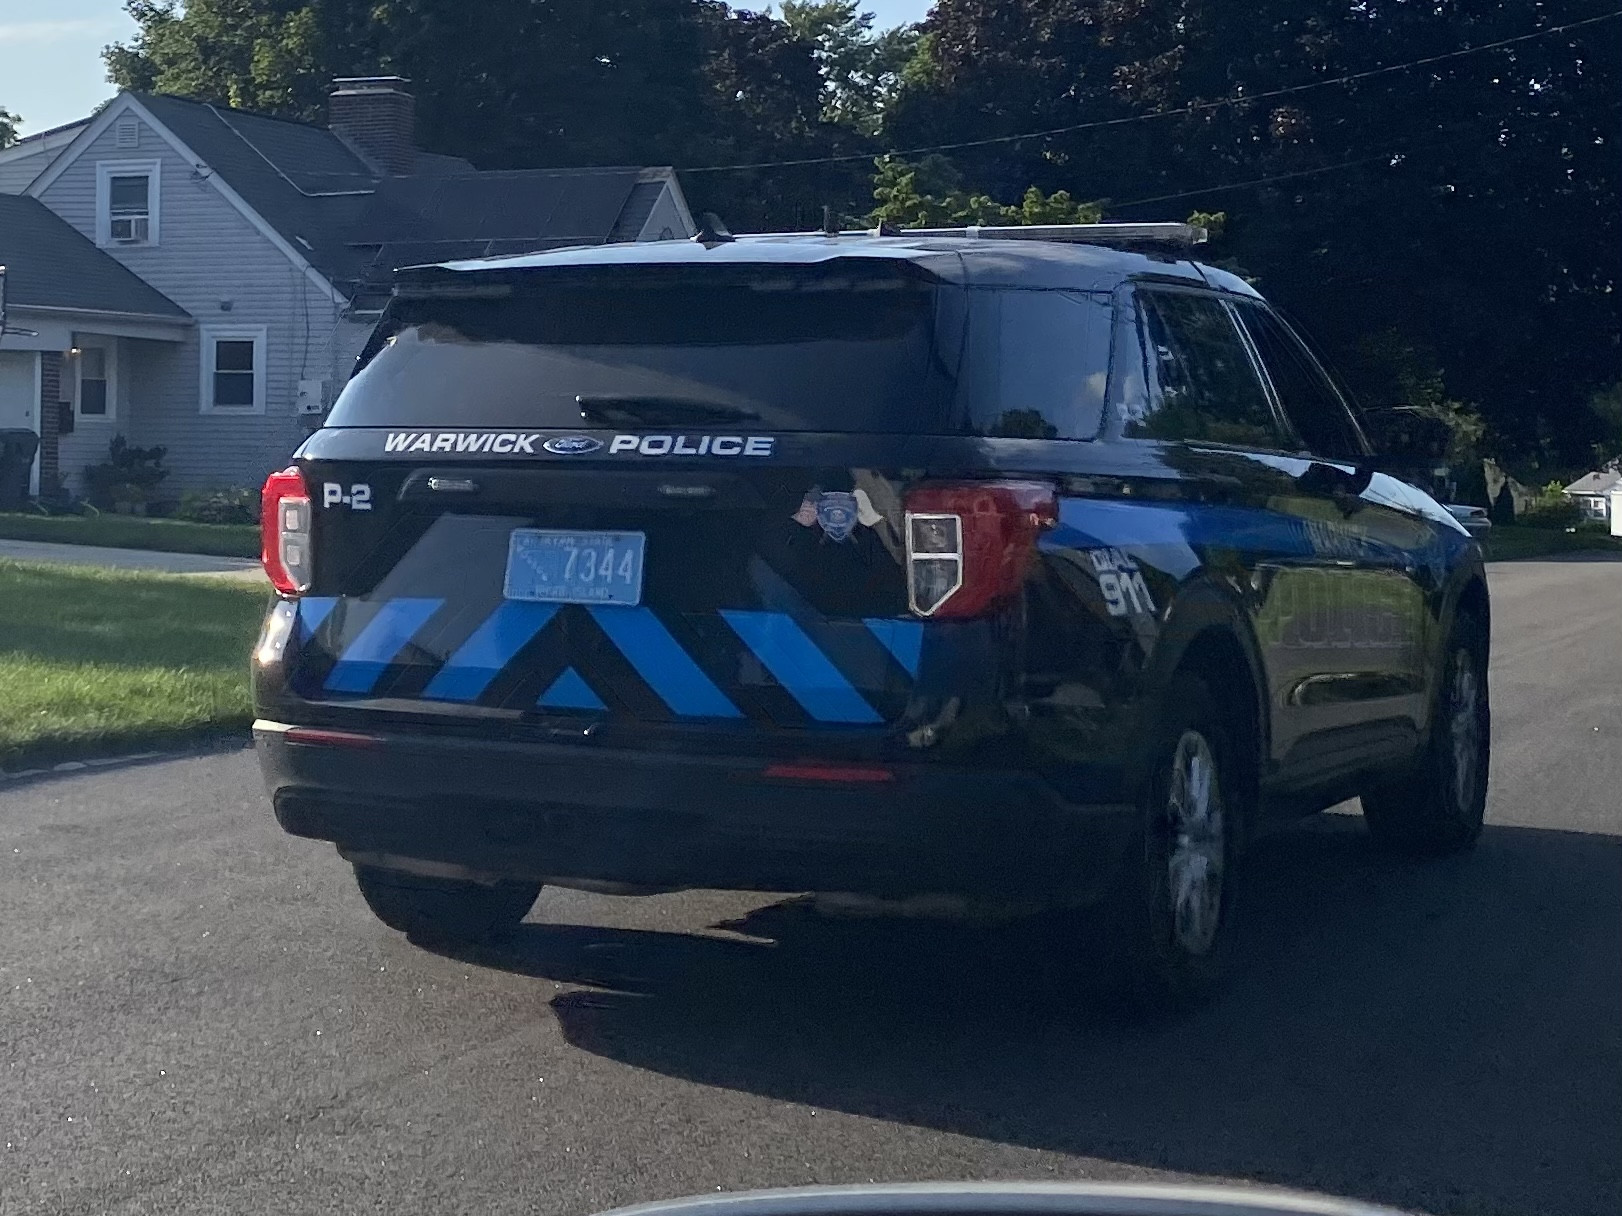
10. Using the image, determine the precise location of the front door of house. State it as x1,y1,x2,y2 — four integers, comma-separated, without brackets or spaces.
0,350,41,494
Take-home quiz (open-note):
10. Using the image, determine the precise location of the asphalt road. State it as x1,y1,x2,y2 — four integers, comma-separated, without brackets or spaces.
3,557,1619,1216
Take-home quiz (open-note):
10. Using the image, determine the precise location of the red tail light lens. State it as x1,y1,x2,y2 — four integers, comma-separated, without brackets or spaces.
261,467,313,596
903,481,1058,618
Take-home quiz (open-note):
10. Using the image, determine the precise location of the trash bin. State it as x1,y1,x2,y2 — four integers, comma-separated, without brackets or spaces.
0,428,40,509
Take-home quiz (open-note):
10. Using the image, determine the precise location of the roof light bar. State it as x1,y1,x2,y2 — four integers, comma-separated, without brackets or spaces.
748,221,1208,248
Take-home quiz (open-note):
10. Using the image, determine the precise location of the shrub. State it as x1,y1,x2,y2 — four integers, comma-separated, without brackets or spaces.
83,435,168,512
1518,497,1583,530
176,486,260,526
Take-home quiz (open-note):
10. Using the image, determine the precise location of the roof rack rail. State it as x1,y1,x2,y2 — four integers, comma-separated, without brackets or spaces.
747,221,1207,248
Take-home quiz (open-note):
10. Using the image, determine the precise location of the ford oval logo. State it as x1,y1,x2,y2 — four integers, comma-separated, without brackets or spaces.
543,435,604,455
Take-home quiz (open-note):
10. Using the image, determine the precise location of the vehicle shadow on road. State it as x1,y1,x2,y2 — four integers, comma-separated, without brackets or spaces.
435,815,1622,1216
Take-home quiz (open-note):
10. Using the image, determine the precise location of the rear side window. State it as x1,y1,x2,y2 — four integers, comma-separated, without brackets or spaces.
1127,289,1289,450
329,265,1111,438
957,289,1112,439
1235,303,1366,460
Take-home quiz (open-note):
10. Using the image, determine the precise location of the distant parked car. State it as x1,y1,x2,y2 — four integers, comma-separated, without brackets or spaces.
1446,504,1492,534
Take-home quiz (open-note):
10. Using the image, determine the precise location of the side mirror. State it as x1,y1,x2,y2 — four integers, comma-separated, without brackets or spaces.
1359,406,1453,463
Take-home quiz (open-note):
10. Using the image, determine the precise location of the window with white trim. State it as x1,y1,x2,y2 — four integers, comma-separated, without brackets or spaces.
200,326,268,413
75,343,115,420
96,159,161,247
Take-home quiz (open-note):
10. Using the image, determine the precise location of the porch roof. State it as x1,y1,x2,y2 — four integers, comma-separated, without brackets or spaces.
0,195,190,323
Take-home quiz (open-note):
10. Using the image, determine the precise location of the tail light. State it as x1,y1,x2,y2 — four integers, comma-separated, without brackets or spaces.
261,466,313,596
904,481,1058,618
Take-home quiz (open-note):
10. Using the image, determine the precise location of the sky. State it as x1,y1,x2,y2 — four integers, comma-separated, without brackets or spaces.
0,1,935,138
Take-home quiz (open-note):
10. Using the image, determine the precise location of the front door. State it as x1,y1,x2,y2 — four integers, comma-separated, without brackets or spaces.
0,350,41,494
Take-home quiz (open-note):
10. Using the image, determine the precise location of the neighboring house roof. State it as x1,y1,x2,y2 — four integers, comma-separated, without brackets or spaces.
347,167,664,278
113,93,684,301
0,116,93,149
0,194,188,319
1564,470,1622,496
133,92,381,294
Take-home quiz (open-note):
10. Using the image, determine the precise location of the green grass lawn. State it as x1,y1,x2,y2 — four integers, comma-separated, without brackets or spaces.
0,512,260,558
0,560,268,771
1479,526,1622,562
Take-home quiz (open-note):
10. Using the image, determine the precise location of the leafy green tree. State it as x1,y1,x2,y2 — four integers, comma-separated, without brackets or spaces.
780,2,917,135
1587,382,1622,469
882,1,1620,466
869,154,1101,227
0,107,19,150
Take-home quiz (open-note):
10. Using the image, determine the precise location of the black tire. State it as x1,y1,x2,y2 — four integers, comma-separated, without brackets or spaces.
1361,617,1490,857
352,865,541,944
1095,673,1245,1012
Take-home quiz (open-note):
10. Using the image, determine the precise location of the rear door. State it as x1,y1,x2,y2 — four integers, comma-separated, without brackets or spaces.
280,258,1113,755
1123,286,1424,784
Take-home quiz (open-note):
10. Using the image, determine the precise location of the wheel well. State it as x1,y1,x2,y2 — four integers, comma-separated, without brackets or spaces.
1175,627,1264,799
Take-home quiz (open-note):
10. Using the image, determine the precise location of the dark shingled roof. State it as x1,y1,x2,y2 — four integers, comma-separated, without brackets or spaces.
347,168,644,285
136,93,379,293
0,195,188,319
134,93,670,299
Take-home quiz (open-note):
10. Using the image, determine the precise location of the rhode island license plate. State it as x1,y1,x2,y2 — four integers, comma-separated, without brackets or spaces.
503,529,646,606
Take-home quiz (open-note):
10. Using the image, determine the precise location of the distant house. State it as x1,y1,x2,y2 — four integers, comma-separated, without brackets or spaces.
0,77,695,500
1563,469,1622,522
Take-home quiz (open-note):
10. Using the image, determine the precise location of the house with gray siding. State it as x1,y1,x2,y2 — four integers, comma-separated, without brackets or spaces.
0,78,695,502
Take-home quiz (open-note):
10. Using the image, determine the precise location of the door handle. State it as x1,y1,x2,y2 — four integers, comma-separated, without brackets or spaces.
1296,462,1374,499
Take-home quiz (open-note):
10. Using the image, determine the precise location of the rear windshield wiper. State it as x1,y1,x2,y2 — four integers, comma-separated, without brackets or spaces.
576,395,762,427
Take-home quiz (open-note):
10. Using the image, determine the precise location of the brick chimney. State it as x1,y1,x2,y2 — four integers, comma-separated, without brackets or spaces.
329,76,416,175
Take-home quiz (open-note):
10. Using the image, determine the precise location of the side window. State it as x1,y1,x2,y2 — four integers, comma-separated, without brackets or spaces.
1130,289,1288,449
960,289,1113,440
199,326,268,414
95,160,161,247
1238,305,1365,460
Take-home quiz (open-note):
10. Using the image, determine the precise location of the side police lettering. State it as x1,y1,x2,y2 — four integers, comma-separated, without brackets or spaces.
380,432,776,458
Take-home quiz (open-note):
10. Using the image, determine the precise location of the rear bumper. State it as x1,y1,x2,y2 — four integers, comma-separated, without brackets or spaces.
255,720,1137,903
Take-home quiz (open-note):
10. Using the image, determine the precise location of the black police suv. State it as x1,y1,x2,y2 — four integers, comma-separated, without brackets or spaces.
253,224,1490,1008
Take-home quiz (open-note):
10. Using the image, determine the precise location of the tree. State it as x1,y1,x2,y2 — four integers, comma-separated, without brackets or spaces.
869,154,1101,227
0,107,19,150
780,2,918,135
882,1,1622,467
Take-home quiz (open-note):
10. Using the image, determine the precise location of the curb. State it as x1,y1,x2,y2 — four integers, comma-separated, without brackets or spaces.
0,730,252,784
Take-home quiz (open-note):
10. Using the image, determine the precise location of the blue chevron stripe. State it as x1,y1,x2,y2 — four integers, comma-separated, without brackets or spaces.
587,606,742,718
324,598,444,694
422,601,558,702
538,667,607,711
295,596,338,642
720,610,881,724
862,618,924,677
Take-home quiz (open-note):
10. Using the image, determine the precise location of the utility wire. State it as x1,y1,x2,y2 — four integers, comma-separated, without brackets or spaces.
1109,95,1622,209
680,8,1622,174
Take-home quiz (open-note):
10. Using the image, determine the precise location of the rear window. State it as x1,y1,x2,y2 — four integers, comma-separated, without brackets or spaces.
327,264,1110,438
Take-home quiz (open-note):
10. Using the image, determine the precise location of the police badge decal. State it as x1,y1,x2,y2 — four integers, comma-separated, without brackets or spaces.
792,488,881,542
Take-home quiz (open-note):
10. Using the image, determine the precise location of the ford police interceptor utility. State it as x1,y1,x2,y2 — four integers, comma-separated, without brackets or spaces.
252,222,1490,1009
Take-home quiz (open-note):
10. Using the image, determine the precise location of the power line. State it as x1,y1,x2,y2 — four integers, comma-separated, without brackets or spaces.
680,8,1622,174
1110,96,1622,209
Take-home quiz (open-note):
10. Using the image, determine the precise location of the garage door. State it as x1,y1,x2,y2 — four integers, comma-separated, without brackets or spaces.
0,350,41,495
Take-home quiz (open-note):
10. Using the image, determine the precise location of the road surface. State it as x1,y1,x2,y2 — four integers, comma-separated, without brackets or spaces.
3,557,1618,1216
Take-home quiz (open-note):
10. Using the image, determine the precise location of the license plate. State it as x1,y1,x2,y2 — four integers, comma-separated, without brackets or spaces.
503,529,646,605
